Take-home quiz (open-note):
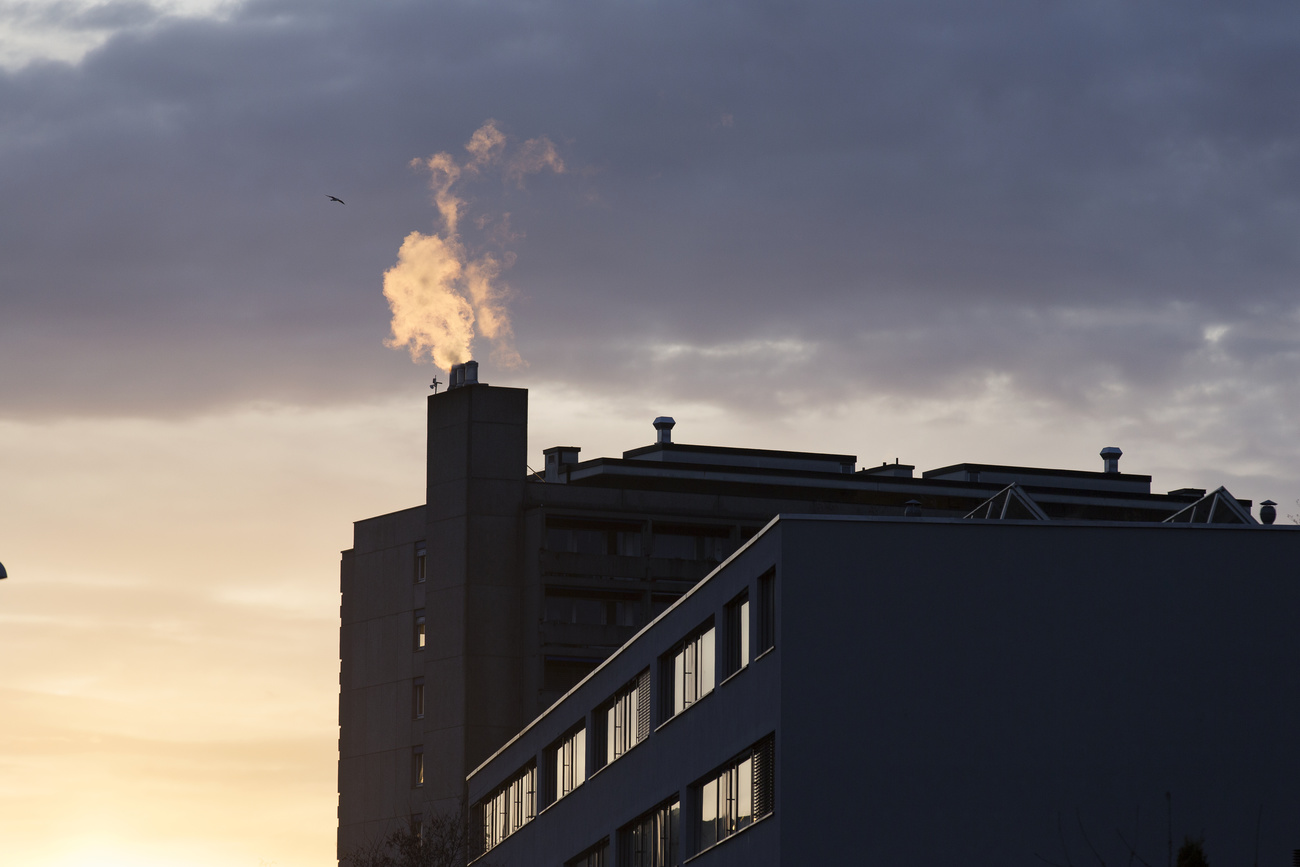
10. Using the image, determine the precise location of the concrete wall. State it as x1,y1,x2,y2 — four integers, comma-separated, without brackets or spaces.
425,384,529,812
781,517,1300,867
337,504,427,856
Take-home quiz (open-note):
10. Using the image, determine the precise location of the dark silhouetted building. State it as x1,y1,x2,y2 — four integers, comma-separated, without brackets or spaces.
337,368,1290,863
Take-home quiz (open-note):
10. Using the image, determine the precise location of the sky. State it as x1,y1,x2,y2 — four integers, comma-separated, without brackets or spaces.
2,1,1299,864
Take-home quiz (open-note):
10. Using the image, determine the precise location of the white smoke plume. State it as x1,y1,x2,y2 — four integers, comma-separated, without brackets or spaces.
383,120,563,372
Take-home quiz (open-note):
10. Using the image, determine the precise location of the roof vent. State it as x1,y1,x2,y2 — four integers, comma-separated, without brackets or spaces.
653,417,675,444
1100,446,1122,473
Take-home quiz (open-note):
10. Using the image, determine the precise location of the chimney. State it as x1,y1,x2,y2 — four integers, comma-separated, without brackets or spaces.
542,446,581,483
447,360,483,390
1100,446,1122,474
653,417,675,444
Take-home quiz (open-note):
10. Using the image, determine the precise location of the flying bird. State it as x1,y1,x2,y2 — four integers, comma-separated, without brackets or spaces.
327,195,345,204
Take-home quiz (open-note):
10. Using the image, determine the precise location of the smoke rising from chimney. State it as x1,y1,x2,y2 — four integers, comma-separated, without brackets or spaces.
382,120,563,372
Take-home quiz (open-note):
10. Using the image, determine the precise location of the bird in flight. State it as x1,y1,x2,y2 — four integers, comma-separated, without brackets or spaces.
327,195,345,204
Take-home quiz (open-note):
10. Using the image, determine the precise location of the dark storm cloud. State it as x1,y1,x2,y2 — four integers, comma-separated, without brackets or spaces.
2,0,1300,418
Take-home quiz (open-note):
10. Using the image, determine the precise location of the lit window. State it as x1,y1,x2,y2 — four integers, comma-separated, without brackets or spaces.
567,839,609,867
415,543,427,584
697,736,774,851
412,677,425,720
473,764,536,856
598,671,649,768
552,724,586,803
619,798,678,867
414,610,426,651
726,591,749,676
412,746,424,788
663,623,714,719
757,569,775,653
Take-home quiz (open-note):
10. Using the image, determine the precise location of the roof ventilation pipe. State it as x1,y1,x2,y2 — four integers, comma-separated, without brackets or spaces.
653,417,675,444
1100,446,1122,474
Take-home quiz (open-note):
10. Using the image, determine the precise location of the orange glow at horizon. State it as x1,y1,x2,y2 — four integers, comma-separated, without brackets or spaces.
0,377,1287,867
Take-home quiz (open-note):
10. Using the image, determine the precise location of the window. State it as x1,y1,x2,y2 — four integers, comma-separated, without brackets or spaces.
545,519,644,556
411,746,424,788
473,763,536,856
697,736,774,851
414,609,426,651
414,542,426,583
410,813,422,837
726,591,749,676
544,589,643,627
543,657,599,697
757,569,775,653
619,798,679,867
551,724,586,803
567,839,609,867
412,677,425,720
598,670,650,768
662,623,715,720
650,523,732,562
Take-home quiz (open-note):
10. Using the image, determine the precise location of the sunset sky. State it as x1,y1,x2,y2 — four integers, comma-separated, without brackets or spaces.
4,2,1300,865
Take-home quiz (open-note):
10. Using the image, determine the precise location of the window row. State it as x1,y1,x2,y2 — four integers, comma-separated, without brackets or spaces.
472,763,537,856
544,519,759,562
472,569,775,858
564,734,775,867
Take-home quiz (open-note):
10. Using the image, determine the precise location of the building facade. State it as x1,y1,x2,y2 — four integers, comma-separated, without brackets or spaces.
467,515,1300,866
337,370,1276,861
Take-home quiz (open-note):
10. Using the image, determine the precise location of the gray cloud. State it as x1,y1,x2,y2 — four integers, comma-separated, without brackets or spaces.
1,0,1299,430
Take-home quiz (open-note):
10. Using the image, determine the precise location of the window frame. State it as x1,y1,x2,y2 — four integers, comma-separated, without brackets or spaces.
547,721,587,806
757,569,776,654
725,591,750,677
565,838,609,867
595,670,650,770
694,735,774,854
412,676,425,720
660,620,716,723
414,542,427,584
619,796,679,867
411,745,424,789
414,609,426,651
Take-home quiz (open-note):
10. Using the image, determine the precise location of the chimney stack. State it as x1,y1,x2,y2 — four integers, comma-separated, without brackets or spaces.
653,417,676,444
447,360,482,390
1100,446,1122,474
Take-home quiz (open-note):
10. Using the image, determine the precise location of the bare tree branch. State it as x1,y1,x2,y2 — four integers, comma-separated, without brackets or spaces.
1058,812,1077,867
1076,808,1108,867
1116,828,1157,867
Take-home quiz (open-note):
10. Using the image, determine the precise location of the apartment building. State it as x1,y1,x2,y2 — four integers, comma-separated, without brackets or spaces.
337,363,1276,860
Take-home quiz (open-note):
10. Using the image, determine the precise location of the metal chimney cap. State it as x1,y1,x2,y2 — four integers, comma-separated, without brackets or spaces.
1100,446,1123,473
653,416,675,444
